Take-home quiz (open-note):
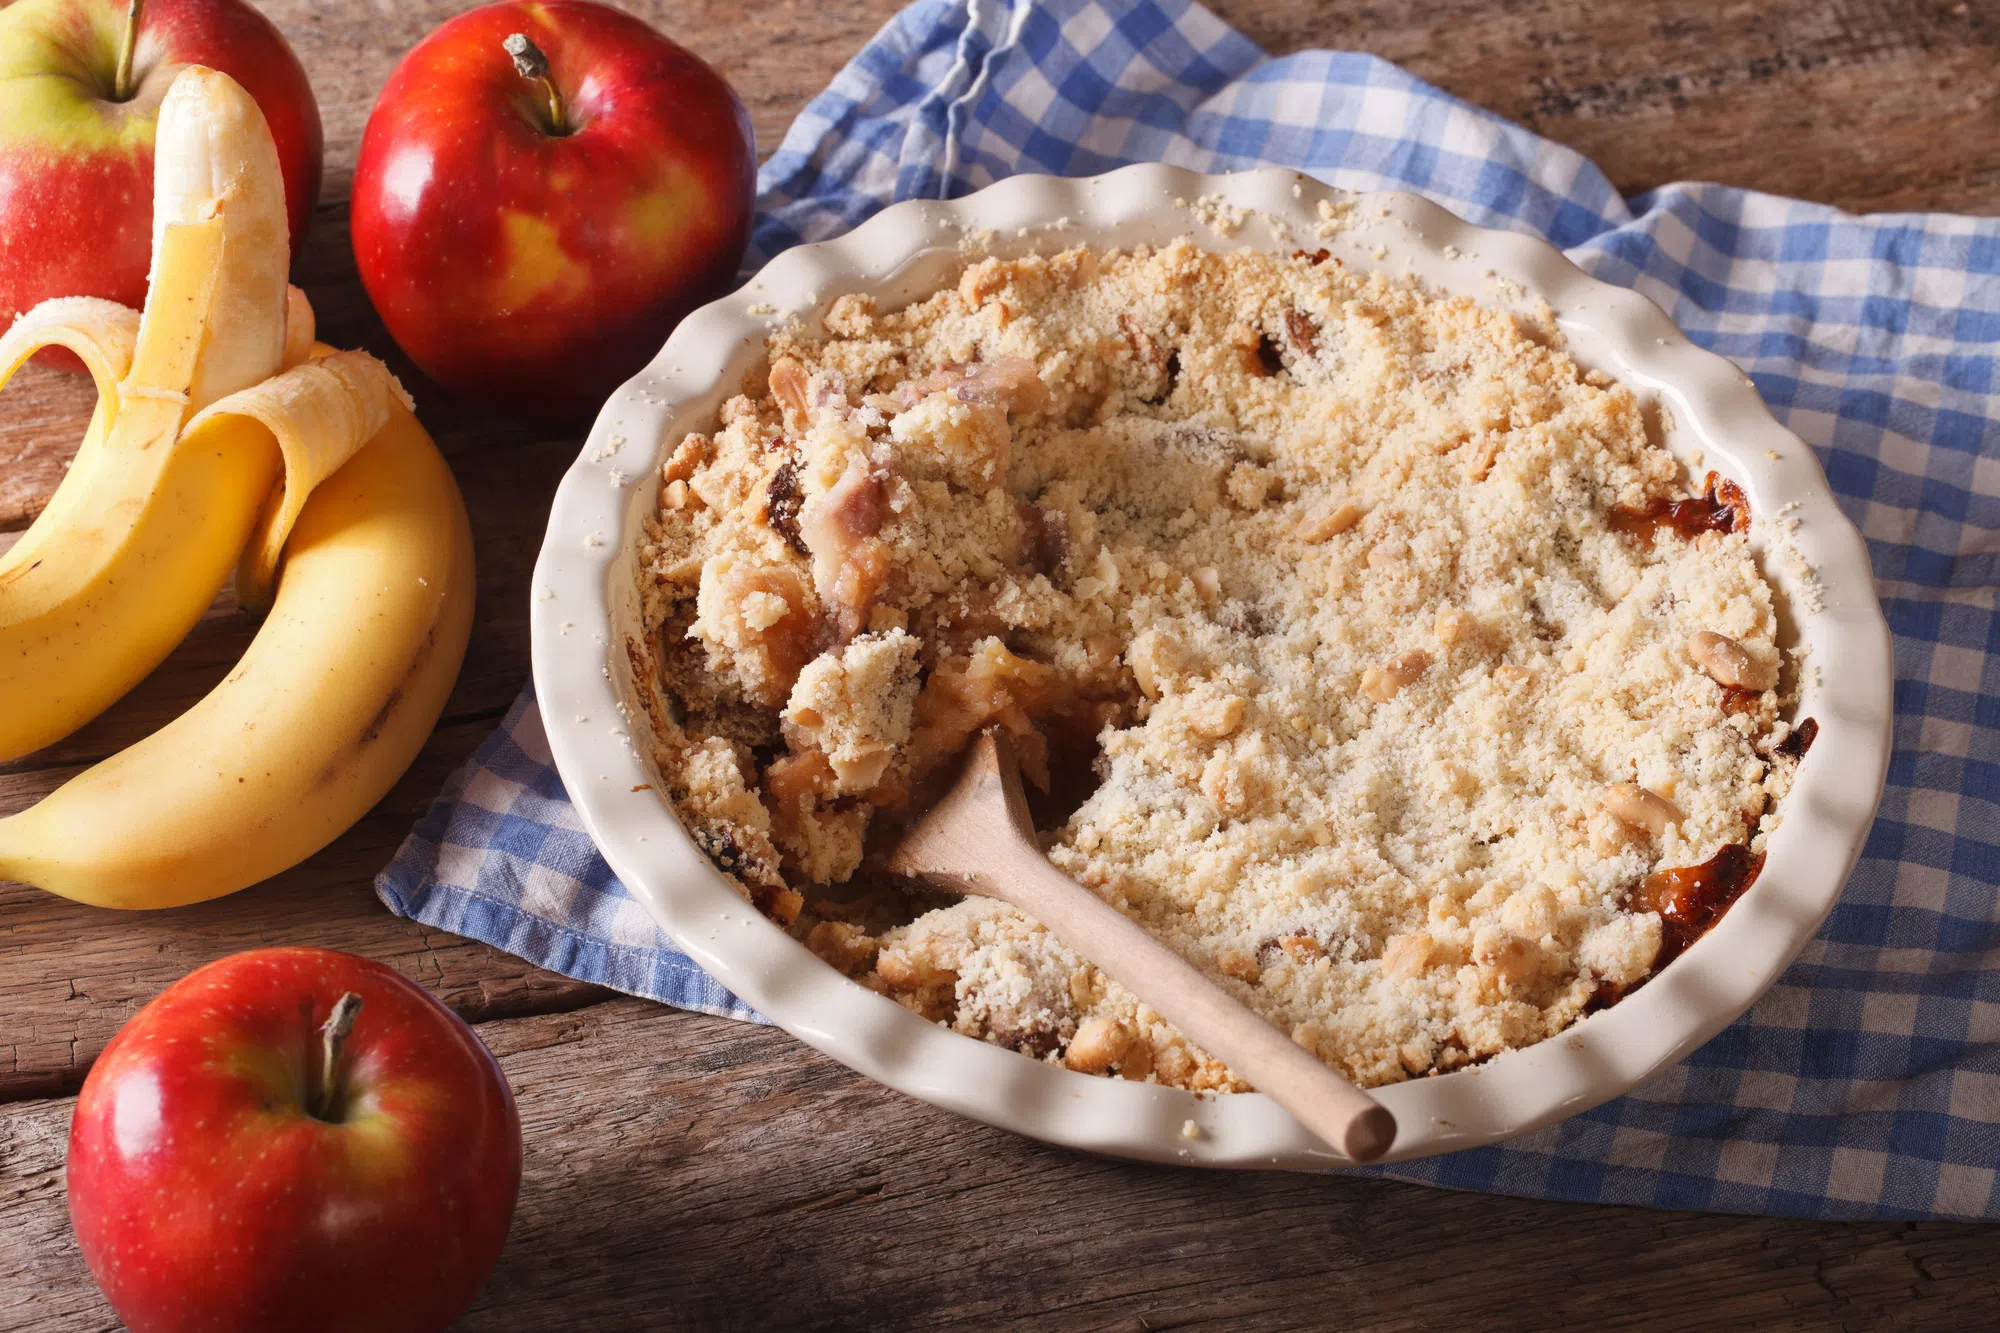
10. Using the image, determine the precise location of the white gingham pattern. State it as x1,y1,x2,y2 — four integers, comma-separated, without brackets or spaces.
379,0,2000,1218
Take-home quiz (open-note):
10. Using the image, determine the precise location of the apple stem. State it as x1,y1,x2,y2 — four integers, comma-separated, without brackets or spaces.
503,33,568,136
112,0,143,102
313,992,363,1122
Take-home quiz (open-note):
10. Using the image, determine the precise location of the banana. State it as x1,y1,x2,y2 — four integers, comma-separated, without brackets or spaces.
0,62,479,908
0,66,291,762
0,298,137,577
0,359,475,910
148,64,290,411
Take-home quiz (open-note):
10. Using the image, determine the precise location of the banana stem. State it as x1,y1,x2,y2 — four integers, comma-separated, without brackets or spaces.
503,32,568,135
313,992,362,1122
112,0,143,103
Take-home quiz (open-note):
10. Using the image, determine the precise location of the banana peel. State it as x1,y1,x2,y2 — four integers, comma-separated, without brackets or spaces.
0,297,138,404
0,298,138,574
0,66,475,907
187,346,411,612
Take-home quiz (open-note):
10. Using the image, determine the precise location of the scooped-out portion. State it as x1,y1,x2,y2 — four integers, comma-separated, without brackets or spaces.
632,238,1806,1090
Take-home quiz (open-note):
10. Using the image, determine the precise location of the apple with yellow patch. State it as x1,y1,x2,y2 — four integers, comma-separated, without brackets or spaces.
350,0,754,418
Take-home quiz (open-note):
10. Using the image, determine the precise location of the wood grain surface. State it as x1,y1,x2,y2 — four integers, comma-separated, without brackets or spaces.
2,0,1996,1328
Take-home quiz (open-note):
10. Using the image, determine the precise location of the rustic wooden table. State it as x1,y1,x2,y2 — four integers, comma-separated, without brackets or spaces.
4,1,1997,1328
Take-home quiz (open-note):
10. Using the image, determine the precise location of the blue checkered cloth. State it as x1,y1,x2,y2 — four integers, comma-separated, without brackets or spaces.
379,0,2000,1219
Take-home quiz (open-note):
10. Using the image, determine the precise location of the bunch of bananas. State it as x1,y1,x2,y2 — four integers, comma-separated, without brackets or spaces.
0,68,474,911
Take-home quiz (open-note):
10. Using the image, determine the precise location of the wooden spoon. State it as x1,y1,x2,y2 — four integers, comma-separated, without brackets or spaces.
886,729,1398,1164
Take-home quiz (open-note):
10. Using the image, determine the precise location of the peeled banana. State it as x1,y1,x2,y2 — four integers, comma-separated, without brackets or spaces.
0,67,293,762
148,63,291,412
0,66,476,908
0,364,474,910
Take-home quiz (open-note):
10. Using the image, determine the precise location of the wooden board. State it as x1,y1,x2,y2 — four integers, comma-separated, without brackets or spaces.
7,1001,1998,1332
2,0,1995,1328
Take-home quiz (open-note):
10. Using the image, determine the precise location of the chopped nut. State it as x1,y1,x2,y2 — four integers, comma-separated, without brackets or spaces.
1434,605,1473,646
823,292,877,337
829,747,893,791
1598,782,1683,838
662,479,691,509
768,357,811,428
1084,633,1124,668
1218,948,1261,981
1064,1015,1134,1073
1298,500,1363,542
1473,927,1544,987
662,433,710,484
1688,630,1775,691
1089,547,1121,594
1361,650,1432,702
1464,436,1503,482
1381,932,1433,978
1590,815,1641,858
1279,935,1323,962
1127,629,1184,700
958,259,1008,306
1189,693,1246,739
1499,885,1559,939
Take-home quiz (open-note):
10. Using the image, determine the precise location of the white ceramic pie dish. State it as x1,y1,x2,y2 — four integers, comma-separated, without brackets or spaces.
529,164,1894,1168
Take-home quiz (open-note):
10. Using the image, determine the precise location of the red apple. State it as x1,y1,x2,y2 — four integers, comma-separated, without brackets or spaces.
68,948,522,1333
351,0,756,419
0,0,322,346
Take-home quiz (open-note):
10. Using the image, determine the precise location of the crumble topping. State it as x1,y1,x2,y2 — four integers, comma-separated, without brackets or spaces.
634,239,1802,1090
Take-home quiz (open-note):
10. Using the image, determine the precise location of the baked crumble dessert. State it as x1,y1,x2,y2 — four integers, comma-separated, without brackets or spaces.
632,238,1808,1090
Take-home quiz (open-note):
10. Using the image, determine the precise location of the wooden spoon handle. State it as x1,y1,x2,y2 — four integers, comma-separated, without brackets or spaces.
979,837,1397,1163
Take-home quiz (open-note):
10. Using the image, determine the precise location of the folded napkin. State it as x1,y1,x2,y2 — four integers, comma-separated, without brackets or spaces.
379,0,2000,1220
